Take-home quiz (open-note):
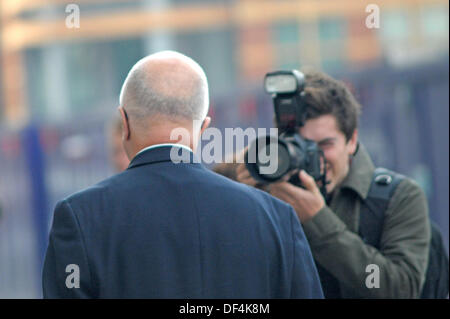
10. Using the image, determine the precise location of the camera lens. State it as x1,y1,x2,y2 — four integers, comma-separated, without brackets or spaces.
256,142,290,179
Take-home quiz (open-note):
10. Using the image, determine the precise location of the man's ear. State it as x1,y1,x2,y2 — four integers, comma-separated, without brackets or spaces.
118,107,130,140
200,116,211,135
348,129,358,155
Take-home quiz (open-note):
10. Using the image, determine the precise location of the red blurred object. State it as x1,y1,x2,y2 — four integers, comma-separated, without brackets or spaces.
39,128,60,153
239,96,257,122
0,134,21,158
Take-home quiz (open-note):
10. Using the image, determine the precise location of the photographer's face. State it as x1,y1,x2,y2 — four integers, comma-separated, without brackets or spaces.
299,114,357,193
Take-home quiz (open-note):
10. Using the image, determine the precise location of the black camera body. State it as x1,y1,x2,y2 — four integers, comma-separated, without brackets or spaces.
245,70,327,194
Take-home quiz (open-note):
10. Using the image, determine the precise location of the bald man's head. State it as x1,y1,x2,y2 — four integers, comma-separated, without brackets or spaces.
119,51,209,126
118,51,211,160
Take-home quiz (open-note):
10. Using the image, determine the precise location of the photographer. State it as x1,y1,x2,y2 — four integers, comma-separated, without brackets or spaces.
237,70,431,298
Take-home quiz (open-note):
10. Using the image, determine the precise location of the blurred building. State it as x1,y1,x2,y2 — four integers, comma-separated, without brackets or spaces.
0,0,448,125
0,0,448,298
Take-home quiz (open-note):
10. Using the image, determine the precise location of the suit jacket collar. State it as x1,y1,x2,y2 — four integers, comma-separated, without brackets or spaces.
127,145,201,170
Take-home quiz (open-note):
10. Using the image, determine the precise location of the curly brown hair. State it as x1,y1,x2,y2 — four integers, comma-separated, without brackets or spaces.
301,71,361,141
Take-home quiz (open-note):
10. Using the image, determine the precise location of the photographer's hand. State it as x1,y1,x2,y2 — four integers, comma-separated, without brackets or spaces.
269,170,325,223
236,163,259,187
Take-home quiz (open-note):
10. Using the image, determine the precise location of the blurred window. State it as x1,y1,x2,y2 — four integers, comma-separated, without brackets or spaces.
65,42,106,114
109,38,145,101
25,48,47,119
420,5,449,39
319,18,347,72
171,0,229,4
24,38,144,122
175,28,235,96
379,10,410,41
319,18,346,40
238,24,273,82
272,21,300,70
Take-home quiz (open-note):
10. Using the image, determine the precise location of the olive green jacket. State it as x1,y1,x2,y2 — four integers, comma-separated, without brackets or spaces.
302,143,431,298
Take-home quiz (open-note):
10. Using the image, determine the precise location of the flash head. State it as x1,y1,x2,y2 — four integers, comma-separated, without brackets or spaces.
264,70,305,95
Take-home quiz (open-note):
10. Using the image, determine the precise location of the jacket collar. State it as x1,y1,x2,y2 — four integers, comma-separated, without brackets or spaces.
127,145,201,170
338,142,375,200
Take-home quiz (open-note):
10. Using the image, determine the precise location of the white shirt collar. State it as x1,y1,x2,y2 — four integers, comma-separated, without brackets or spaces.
135,143,193,157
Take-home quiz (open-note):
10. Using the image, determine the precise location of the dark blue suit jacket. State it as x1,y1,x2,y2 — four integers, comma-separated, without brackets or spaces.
42,146,323,298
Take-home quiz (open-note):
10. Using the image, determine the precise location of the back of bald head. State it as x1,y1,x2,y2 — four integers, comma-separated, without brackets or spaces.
119,51,209,128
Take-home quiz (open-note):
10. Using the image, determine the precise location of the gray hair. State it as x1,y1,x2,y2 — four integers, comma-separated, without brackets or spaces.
119,51,209,124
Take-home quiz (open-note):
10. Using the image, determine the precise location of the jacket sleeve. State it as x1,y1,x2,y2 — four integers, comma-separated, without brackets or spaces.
289,207,324,299
302,179,430,298
42,199,94,298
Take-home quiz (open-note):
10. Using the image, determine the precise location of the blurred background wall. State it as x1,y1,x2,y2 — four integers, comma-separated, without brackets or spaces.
0,0,448,298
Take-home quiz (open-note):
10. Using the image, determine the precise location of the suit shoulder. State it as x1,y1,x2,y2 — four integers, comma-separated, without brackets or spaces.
62,171,126,205
206,169,295,217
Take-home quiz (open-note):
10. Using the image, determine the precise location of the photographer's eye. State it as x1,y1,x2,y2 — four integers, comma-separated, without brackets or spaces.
319,140,334,149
